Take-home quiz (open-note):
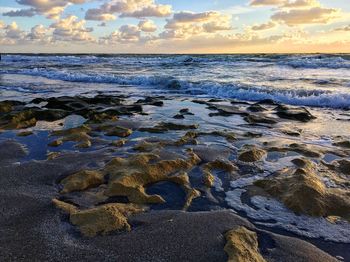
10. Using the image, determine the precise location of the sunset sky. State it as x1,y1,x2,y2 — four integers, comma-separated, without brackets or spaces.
1,0,349,53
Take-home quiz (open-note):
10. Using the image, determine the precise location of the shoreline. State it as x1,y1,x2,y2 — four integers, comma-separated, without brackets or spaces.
0,94,349,261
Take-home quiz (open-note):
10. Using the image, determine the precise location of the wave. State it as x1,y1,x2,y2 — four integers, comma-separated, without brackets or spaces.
3,54,350,69
1,67,349,109
278,55,350,69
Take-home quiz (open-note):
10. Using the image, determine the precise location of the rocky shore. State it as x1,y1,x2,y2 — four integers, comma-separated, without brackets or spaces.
0,94,349,261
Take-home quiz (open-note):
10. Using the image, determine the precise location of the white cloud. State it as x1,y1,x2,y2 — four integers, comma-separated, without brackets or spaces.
251,21,276,30
161,11,232,39
138,19,157,32
50,15,95,42
272,7,339,25
85,0,172,21
3,0,87,20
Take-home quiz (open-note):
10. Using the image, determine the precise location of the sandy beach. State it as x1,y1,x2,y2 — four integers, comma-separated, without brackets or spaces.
0,90,349,261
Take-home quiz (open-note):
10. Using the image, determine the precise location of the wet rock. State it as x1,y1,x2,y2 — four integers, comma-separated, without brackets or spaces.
173,114,185,119
174,131,198,146
111,139,127,147
268,143,322,158
60,170,104,194
327,159,350,176
247,104,267,112
289,143,321,158
202,160,238,187
47,152,60,160
48,139,63,147
50,125,92,148
87,112,118,123
200,131,236,142
179,108,194,115
244,132,263,138
280,128,301,137
256,99,278,105
244,114,277,125
333,140,350,149
104,150,201,207
136,97,164,107
17,130,33,137
105,126,133,137
194,145,231,163
134,140,164,152
192,99,210,105
0,110,37,129
224,226,266,262
139,122,198,133
0,101,14,113
238,147,266,162
208,105,248,117
53,199,145,237
254,163,350,221
275,105,315,122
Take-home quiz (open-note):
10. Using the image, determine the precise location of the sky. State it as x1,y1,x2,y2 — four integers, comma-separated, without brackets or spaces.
0,0,349,53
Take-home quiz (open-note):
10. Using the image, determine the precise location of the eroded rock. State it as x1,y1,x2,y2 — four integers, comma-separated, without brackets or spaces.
224,226,266,262
254,161,350,221
202,160,238,187
60,170,105,194
275,105,315,122
238,147,266,162
104,150,201,207
139,122,198,133
53,199,145,237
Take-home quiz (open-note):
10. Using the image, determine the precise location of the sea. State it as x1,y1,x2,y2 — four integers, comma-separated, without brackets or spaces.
1,54,350,108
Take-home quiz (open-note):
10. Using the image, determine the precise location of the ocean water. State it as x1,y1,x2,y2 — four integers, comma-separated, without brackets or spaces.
1,54,350,108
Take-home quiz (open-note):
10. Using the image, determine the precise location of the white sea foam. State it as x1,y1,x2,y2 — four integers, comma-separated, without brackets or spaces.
225,190,350,243
225,160,350,243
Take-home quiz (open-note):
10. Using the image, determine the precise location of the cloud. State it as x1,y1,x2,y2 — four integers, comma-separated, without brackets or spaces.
250,0,285,7
50,15,95,42
334,24,350,31
2,8,36,17
138,19,157,32
85,9,116,21
119,4,171,18
282,0,320,9
161,11,232,39
250,0,320,8
3,0,87,20
85,0,172,21
271,7,339,25
251,21,276,30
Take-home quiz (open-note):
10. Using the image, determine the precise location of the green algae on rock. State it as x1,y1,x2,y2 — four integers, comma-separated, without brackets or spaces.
224,226,266,262
52,199,145,237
